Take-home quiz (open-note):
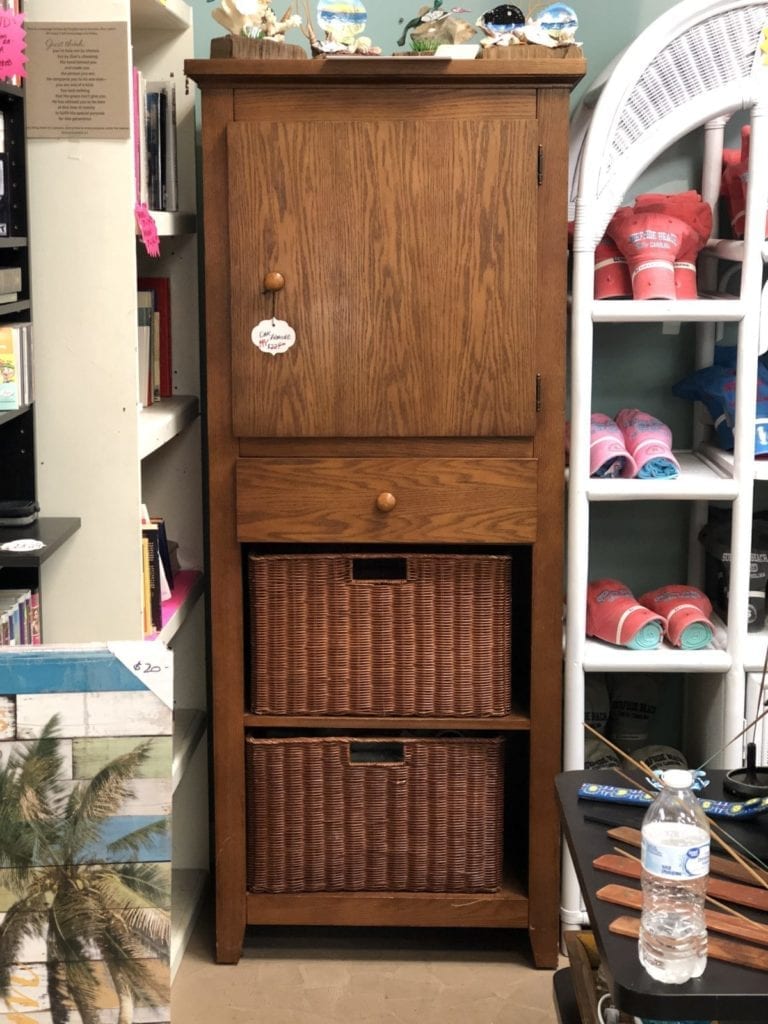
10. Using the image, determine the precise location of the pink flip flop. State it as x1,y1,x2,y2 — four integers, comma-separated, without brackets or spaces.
587,579,665,649
614,408,680,479
589,413,637,478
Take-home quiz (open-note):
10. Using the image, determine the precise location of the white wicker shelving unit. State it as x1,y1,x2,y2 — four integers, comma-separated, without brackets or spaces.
564,0,768,932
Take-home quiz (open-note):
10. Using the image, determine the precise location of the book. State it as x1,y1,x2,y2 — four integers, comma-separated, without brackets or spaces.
0,323,29,409
137,276,172,397
0,267,21,293
142,524,163,633
132,67,148,207
137,290,154,407
145,89,163,212
145,78,178,212
0,291,19,303
151,516,174,591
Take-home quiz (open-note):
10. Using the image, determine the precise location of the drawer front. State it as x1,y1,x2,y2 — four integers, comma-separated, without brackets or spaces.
236,457,537,543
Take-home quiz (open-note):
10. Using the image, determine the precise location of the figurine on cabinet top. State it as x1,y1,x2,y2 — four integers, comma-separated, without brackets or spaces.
397,2,476,53
477,2,580,49
208,0,303,42
302,0,382,55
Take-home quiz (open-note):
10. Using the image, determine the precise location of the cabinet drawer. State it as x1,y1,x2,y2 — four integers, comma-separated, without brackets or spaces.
236,457,537,543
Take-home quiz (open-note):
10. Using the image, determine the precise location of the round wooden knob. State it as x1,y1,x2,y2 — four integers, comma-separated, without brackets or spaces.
263,271,285,292
376,492,396,513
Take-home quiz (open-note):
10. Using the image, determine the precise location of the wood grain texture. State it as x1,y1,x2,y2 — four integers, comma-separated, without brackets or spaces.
228,116,537,438
594,854,768,913
610,914,768,972
236,456,537,542
608,825,768,888
186,58,584,966
597,883,768,947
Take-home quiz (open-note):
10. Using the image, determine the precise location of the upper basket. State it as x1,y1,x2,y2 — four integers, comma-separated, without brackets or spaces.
570,0,768,246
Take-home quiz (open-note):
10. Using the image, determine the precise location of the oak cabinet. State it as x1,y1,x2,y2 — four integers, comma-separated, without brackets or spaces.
187,56,584,969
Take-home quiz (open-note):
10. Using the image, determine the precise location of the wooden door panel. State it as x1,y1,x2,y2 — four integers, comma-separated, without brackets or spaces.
228,117,538,439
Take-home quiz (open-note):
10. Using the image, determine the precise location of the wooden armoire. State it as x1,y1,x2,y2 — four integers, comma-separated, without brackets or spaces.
186,54,585,969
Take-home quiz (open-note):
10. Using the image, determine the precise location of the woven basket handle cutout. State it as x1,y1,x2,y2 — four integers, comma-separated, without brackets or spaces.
348,556,412,585
348,741,407,767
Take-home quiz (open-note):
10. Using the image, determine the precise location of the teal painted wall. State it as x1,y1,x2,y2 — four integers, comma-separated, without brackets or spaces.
190,1,680,69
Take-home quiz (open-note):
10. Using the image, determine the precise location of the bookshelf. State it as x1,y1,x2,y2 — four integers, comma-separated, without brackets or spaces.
0,36,80,629
24,0,207,979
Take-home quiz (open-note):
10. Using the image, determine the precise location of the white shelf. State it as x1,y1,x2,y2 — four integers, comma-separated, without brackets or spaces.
585,450,737,502
138,210,197,238
704,238,768,264
139,395,199,460
171,867,208,982
131,0,191,33
582,638,731,673
697,442,768,483
147,568,204,645
172,707,206,793
591,297,745,323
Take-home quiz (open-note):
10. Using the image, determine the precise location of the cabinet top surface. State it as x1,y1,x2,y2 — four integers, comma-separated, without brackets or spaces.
185,54,586,88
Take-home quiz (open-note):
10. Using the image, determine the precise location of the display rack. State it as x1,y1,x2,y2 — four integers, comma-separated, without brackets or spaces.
564,0,768,937
24,0,208,978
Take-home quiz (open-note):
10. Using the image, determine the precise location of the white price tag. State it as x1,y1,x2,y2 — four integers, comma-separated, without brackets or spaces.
252,318,296,355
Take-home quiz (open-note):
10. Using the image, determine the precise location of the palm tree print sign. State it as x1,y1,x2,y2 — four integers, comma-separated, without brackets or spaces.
0,644,173,1024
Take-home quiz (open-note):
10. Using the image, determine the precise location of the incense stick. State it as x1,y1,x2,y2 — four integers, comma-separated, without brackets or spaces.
584,721,768,892
583,722,654,778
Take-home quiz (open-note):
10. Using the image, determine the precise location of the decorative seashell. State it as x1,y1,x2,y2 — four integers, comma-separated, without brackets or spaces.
480,4,524,33
533,3,578,34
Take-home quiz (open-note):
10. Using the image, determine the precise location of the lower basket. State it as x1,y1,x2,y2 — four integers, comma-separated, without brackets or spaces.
246,735,504,893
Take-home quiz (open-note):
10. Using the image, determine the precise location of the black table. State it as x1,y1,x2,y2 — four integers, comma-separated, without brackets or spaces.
556,769,768,1021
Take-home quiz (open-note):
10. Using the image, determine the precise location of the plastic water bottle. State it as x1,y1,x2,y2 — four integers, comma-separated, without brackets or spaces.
639,768,710,984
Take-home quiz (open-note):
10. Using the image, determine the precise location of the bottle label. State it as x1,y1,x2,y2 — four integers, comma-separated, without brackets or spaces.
641,825,710,880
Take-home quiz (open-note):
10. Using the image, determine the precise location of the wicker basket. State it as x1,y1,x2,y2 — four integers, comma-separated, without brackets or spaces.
246,735,504,893
247,553,511,717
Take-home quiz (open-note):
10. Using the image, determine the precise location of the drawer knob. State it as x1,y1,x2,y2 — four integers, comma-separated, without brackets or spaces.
263,271,285,292
376,491,397,513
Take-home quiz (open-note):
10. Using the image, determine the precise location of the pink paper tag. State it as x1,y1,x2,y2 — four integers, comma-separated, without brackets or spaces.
0,13,26,81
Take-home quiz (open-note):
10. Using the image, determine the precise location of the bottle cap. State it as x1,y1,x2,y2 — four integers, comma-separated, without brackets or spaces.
660,768,694,789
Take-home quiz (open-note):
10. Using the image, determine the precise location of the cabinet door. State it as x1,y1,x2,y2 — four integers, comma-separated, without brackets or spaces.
228,116,538,439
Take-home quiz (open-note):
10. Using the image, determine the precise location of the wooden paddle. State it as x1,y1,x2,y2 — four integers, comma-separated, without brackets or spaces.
607,825,768,887
597,883,768,947
594,853,768,913
609,915,768,971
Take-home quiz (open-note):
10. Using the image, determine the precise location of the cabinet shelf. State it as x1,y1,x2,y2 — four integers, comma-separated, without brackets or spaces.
0,300,30,317
244,710,533,732
0,405,29,427
0,517,80,566
245,872,530,930
139,395,199,460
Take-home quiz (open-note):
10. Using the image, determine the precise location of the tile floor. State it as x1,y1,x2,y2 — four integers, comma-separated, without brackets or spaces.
172,900,565,1023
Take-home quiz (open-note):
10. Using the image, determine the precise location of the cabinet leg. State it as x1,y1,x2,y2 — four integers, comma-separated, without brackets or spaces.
215,931,244,965
529,922,560,970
